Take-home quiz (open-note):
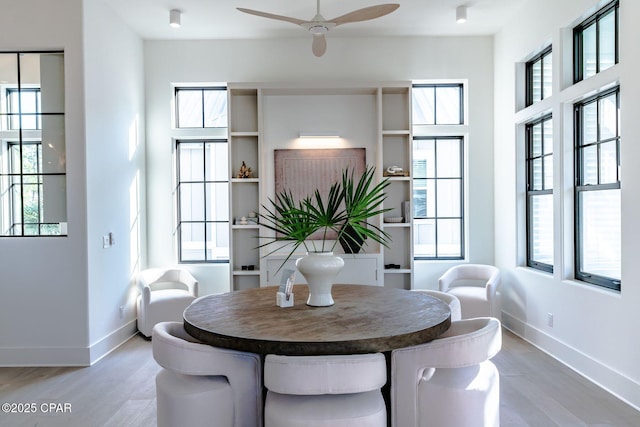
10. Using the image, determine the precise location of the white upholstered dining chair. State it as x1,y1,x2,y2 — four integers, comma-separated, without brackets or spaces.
391,317,502,427
438,264,501,319
152,321,263,427
264,353,387,427
136,268,198,337
412,289,462,321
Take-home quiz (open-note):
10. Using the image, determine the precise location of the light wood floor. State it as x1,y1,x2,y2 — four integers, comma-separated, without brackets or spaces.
0,330,638,427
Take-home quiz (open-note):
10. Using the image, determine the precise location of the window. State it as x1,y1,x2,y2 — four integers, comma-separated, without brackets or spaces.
574,87,620,290
0,52,66,236
174,86,229,263
574,0,618,83
525,114,553,272
176,140,229,262
175,87,228,128
412,84,463,125
526,47,552,106
413,137,464,259
412,83,465,259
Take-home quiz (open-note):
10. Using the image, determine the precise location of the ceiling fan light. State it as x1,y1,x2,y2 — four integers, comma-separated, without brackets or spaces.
309,25,329,35
456,6,467,24
170,9,181,28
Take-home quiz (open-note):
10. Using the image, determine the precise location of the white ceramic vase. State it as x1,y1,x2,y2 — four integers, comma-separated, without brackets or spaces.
295,252,345,307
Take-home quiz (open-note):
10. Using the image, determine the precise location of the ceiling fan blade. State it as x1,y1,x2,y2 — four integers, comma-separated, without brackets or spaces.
330,4,400,26
237,8,306,26
312,34,327,57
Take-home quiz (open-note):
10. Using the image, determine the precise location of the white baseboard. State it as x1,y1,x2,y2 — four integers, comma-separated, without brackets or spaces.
89,319,139,365
502,311,640,412
0,320,138,367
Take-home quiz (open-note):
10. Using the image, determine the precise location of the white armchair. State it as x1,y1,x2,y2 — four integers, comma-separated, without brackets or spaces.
136,268,198,337
391,317,502,427
438,264,501,319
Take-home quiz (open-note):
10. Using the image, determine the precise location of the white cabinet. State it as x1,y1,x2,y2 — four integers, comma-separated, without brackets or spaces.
265,254,382,286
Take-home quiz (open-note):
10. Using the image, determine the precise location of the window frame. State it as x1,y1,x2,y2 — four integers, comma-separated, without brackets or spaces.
412,135,465,260
175,138,229,264
573,0,619,83
525,46,552,107
411,83,464,125
574,86,620,290
174,86,227,129
525,113,554,273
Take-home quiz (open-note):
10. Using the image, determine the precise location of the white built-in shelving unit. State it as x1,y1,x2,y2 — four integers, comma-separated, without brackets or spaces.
227,82,414,291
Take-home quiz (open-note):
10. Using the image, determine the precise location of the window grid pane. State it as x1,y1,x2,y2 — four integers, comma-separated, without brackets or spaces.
176,87,228,129
412,84,463,125
413,137,464,259
574,1,618,83
526,114,553,272
177,89,204,128
578,189,621,280
530,194,554,266
176,135,230,263
435,86,462,125
526,47,552,106
598,9,616,72
581,23,597,80
575,87,620,289
203,90,229,128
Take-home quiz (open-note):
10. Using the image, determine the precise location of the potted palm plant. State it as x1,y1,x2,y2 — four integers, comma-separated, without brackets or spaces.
259,165,391,306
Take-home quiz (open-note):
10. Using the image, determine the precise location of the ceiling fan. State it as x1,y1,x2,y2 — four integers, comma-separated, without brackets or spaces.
237,0,400,57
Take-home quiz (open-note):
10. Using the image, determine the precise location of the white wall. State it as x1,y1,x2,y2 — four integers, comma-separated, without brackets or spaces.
494,0,640,409
0,0,145,366
83,0,146,362
0,0,89,365
144,36,495,295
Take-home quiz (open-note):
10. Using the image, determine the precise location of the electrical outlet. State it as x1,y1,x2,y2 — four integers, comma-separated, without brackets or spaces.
547,313,554,327
102,235,110,248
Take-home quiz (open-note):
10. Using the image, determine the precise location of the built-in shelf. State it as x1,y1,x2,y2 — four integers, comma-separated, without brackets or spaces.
230,131,259,137
231,224,260,230
227,82,414,291
380,83,414,289
232,270,260,276
382,222,411,228
384,268,412,274
229,85,261,291
231,178,259,183
382,130,411,136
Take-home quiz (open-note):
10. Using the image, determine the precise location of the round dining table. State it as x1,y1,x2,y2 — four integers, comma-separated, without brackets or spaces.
183,284,451,356
184,284,451,425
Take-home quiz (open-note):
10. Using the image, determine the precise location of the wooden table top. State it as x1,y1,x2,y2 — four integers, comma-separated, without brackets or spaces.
183,285,451,356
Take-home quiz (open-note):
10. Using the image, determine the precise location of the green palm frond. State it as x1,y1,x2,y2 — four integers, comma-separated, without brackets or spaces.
259,166,392,270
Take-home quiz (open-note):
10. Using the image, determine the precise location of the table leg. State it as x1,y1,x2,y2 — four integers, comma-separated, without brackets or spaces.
383,350,392,426
261,354,267,427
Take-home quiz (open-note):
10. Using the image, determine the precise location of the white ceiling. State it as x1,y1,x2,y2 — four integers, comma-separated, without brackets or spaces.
102,0,527,40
